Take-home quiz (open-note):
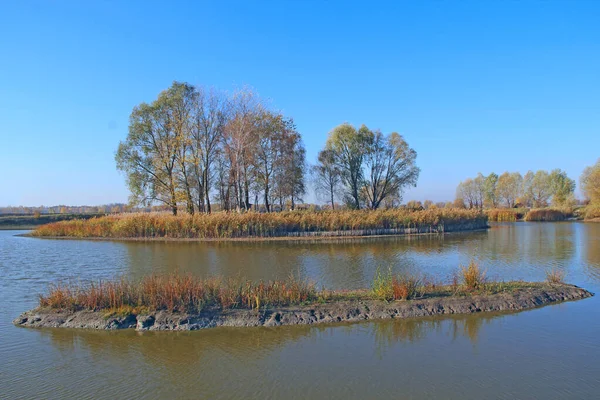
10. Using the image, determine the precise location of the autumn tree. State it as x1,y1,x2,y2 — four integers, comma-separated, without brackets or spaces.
311,149,341,209
496,172,523,208
549,169,575,206
581,159,600,204
116,90,182,215
324,123,418,210
361,130,419,210
325,123,369,209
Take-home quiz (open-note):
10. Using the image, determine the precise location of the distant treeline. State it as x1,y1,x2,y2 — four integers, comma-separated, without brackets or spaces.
456,170,576,209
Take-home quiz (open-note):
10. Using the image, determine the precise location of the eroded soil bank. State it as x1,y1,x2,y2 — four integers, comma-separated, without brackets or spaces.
14,284,592,331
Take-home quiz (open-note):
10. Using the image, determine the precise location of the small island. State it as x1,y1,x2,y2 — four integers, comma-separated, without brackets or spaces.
28,208,488,241
14,264,593,331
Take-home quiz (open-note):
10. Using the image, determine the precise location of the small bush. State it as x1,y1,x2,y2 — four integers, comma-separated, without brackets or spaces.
545,269,565,284
524,208,569,222
585,205,600,220
486,209,518,222
392,274,421,300
460,261,486,290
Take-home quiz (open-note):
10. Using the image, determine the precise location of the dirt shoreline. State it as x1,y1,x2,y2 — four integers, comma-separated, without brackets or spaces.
14,284,592,331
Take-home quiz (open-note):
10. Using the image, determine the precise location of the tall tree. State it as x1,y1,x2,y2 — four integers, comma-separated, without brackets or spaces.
496,172,523,208
325,123,369,209
484,173,498,207
581,159,600,204
116,91,181,215
311,149,341,209
189,86,229,213
549,169,575,206
361,130,419,209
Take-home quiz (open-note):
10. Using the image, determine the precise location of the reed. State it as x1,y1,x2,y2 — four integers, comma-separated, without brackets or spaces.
486,209,518,222
31,209,488,239
524,208,570,222
38,264,553,313
39,274,317,313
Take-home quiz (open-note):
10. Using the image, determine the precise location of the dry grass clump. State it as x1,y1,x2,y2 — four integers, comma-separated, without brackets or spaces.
371,268,424,301
39,274,316,313
460,261,486,290
524,208,570,222
545,269,565,284
32,208,488,239
486,209,518,222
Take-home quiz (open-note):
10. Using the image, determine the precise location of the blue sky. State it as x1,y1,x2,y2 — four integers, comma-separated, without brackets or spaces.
1,0,598,206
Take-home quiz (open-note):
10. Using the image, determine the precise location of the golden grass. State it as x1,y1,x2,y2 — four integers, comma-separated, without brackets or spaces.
38,265,558,313
486,209,518,222
524,208,571,222
39,274,317,313
460,261,486,290
31,209,487,239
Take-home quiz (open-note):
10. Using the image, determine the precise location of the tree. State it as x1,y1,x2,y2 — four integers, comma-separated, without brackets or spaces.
311,149,341,210
116,88,182,215
361,130,419,210
529,170,552,208
484,173,498,207
325,123,369,209
581,159,600,204
189,86,229,213
496,172,523,208
549,169,575,206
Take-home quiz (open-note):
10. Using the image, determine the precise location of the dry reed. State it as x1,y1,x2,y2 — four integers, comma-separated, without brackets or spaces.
32,209,487,239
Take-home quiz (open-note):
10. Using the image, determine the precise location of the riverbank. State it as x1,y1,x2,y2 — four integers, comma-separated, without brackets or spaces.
14,283,592,331
29,209,488,240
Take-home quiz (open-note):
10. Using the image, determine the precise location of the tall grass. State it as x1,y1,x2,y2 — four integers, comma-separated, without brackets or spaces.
38,262,561,313
486,209,518,222
524,208,570,222
32,209,487,239
39,274,317,313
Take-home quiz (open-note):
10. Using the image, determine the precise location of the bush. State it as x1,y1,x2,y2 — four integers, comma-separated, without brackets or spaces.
545,269,565,284
585,205,600,220
460,261,486,290
524,208,570,222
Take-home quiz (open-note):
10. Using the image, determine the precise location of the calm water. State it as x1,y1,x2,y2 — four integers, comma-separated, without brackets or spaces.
1,223,600,399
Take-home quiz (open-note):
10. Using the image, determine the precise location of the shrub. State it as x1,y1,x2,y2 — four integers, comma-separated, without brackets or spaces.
524,208,570,222
460,261,486,290
545,269,565,284
585,205,600,220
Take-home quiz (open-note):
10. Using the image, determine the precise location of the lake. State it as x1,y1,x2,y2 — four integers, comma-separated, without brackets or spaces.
1,222,599,399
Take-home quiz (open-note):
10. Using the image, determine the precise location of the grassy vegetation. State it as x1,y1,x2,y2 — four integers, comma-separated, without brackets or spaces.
584,205,600,221
486,209,519,222
39,262,558,314
31,209,487,239
524,208,572,222
545,269,566,284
